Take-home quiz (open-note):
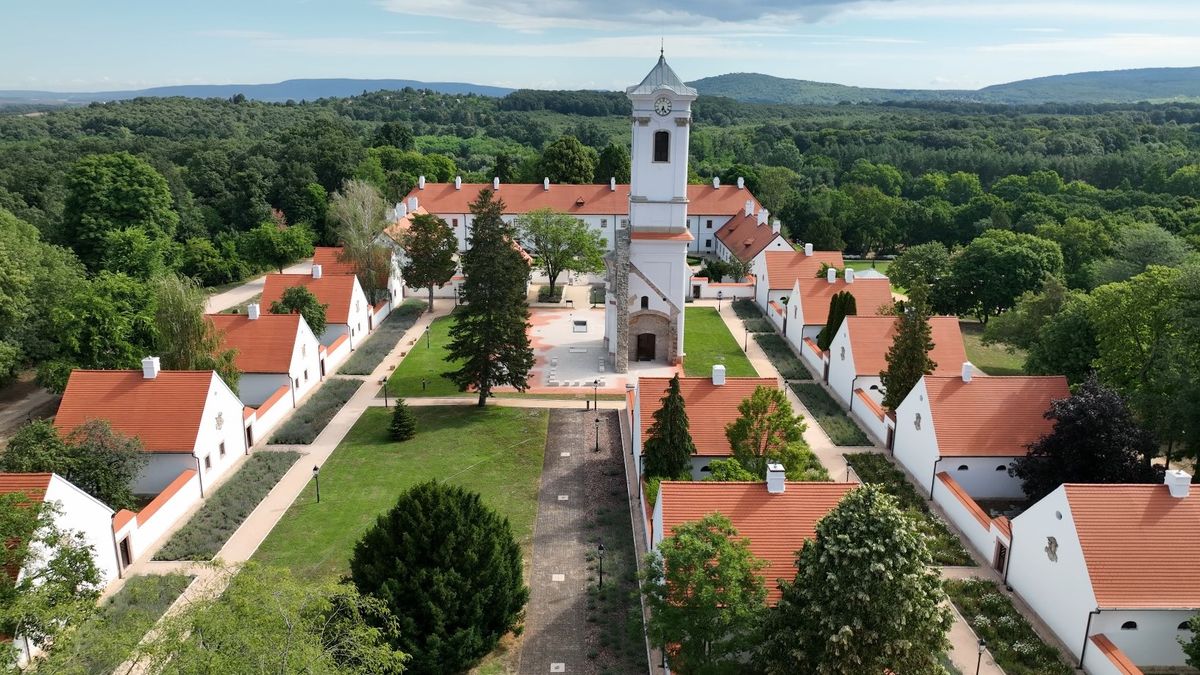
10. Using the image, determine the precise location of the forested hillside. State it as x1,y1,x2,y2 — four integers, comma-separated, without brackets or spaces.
1,88,1199,441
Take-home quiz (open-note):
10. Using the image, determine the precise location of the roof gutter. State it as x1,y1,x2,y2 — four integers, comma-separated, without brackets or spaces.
929,457,942,499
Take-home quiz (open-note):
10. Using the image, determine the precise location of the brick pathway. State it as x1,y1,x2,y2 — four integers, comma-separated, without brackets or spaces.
519,410,602,675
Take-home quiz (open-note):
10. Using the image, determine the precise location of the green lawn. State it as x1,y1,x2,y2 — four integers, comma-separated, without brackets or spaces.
844,260,905,293
385,314,461,397
683,307,757,377
254,405,548,581
960,320,1026,376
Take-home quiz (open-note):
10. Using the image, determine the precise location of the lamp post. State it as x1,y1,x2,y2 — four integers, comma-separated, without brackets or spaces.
312,465,321,504
594,417,601,452
597,542,605,588
424,325,431,349
380,376,389,406
592,378,600,410
744,326,749,352
717,290,724,312
975,639,986,675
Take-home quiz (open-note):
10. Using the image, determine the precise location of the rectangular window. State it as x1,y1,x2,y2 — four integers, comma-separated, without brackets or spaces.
452,218,458,227
600,219,607,228
705,239,712,248
653,130,670,162
304,369,309,381
706,219,713,228
294,377,300,389
219,442,226,458
204,455,212,470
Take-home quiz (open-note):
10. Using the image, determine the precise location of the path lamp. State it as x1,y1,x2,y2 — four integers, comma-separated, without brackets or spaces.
975,639,986,675
312,465,321,504
380,376,389,406
594,417,601,453
424,325,431,349
744,325,749,352
597,542,605,589
592,378,600,410
717,290,724,312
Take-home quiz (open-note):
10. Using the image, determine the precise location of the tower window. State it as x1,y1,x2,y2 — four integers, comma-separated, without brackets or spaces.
653,131,670,163
640,296,649,309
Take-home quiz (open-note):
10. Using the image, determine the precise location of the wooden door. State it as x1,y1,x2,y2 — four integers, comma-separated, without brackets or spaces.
636,333,656,361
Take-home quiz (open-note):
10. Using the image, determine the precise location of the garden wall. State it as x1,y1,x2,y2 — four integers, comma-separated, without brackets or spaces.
250,385,293,443
113,469,202,563
932,472,1009,568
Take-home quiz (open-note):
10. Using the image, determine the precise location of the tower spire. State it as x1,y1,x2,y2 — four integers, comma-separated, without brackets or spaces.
660,38,664,59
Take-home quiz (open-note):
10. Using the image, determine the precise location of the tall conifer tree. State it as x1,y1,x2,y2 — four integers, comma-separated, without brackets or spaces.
880,277,936,410
817,291,858,351
643,374,696,479
445,189,534,406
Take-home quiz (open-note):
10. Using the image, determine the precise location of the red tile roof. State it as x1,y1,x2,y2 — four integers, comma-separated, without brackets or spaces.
936,472,990,528
924,375,1069,458
382,205,428,243
404,183,758,217
260,273,361,325
764,250,846,290
1066,483,1200,608
715,212,780,262
311,247,357,277
658,481,856,602
208,313,302,374
631,230,694,241
55,371,214,453
136,470,197,526
795,277,894,326
1089,634,1143,674
844,316,966,376
0,473,52,502
640,377,779,457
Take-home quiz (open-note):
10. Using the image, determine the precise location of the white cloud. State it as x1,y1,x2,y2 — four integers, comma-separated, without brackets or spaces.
844,1,1200,21
981,33,1200,57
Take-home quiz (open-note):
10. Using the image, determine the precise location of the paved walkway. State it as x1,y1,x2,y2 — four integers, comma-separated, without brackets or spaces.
519,410,594,674
203,259,311,313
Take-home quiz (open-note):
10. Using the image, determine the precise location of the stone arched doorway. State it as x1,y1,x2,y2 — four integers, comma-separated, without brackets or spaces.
629,311,673,363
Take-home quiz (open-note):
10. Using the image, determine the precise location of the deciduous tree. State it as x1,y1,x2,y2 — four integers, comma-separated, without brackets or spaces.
400,213,457,312
642,513,767,674
537,136,598,184
153,274,240,390
445,189,534,406
880,278,935,410
239,220,315,273
594,143,630,183
726,386,806,478
330,179,393,304
270,285,328,338
517,208,605,293
946,229,1064,321
702,458,756,482
889,241,951,292
350,481,526,674
643,374,696,480
760,485,951,674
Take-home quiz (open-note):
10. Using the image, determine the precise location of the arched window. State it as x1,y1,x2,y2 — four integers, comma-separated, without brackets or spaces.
1180,621,1192,630
640,296,649,309
653,131,670,162
996,465,1008,471
957,465,970,471
700,465,712,473
1121,621,1138,630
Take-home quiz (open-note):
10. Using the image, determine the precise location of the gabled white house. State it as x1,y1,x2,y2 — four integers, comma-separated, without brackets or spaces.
1006,473,1200,671
311,245,404,320
382,205,464,300
770,268,894,375
260,267,372,348
890,372,1070,499
54,359,247,496
754,248,845,315
713,206,790,267
209,307,322,406
630,367,778,479
824,316,967,443
1,472,121,666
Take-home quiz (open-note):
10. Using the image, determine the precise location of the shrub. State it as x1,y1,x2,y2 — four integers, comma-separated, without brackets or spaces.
389,398,417,441
270,379,362,444
842,453,974,566
731,298,762,320
743,317,773,333
537,285,564,302
789,383,870,446
753,333,811,380
154,451,299,560
338,300,424,375
945,578,1073,675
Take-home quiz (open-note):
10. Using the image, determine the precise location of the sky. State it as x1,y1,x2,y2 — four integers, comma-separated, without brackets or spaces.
3,0,1200,92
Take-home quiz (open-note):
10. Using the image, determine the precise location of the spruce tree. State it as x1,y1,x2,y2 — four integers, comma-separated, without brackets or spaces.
817,291,858,351
445,189,535,406
643,374,696,479
880,277,936,410
389,397,417,442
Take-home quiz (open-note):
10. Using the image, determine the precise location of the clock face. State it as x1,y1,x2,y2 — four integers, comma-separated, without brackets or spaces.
654,96,672,116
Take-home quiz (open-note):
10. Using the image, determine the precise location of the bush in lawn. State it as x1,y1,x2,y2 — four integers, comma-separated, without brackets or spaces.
789,383,870,446
536,285,564,303
389,398,417,441
270,379,362,444
154,451,299,560
945,578,1073,675
753,333,811,380
731,298,762,320
338,300,424,375
350,481,528,674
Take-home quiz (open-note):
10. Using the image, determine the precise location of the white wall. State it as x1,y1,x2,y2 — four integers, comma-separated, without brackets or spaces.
134,453,197,495
318,322,349,347
629,239,689,358
1081,639,1131,675
120,470,201,562
826,320,858,405
249,385,293,443
1007,486,1098,668
1094,609,1194,667
43,475,119,585
942,456,1026,500
345,279,372,349
190,374,248,493
290,318,322,401
932,473,1002,565
891,378,941,496
848,386,889,446
238,373,290,408
651,483,664,549
322,333,353,373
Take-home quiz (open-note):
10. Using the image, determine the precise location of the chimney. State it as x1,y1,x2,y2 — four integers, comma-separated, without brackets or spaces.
737,176,745,190
418,175,426,190
744,200,753,217
454,176,462,190
961,361,974,382
1165,470,1192,498
844,267,855,284
395,202,406,218
407,196,418,212
757,208,769,226
826,267,837,284
712,364,726,386
766,463,785,494
247,303,260,320
804,242,814,256
712,176,720,189
142,356,160,380
312,264,323,279
772,219,781,234
543,177,550,191
609,177,616,191
492,177,500,190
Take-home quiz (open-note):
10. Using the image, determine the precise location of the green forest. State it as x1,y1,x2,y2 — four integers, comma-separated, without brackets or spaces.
1,88,1198,457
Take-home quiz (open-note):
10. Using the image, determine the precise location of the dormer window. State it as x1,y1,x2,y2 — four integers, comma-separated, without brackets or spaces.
653,131,670,163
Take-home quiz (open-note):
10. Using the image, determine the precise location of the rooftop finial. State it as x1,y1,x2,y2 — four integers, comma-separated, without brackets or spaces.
660,38,664,58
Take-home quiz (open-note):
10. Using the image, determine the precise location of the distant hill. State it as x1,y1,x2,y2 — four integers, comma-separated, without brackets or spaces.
689,67,1200,105
0,78,515,106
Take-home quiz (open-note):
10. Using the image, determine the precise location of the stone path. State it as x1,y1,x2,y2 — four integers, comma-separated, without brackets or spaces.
203,259,311,313
519,410,593,674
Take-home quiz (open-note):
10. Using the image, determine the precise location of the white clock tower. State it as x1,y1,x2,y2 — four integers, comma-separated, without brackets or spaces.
605,53,696,372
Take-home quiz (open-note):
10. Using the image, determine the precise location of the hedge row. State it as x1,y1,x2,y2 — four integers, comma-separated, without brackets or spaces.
270,378,362,444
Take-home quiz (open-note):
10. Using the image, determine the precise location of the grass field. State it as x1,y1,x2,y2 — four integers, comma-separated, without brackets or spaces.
254,405,548,581
960,320,1026,376
683,307,757,377
385,314,461,397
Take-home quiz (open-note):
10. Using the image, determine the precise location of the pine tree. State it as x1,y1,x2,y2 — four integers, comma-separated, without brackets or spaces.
760,485,952,673
643,374,696,479
817,291,858,351
389,398,417,442
880,277,936,410
445,189,535,406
